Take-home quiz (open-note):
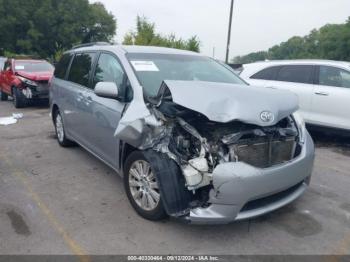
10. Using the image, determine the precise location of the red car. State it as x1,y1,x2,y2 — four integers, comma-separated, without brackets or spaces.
0,58,54,108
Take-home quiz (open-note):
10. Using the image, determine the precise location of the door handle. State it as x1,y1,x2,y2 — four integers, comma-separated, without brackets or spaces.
315,91,329,96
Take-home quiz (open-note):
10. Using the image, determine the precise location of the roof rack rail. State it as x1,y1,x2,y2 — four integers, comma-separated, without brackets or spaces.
72,42,110,50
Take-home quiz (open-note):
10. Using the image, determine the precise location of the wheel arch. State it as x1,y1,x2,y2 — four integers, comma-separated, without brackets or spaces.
11,85,16,95
120,142,138,175
51,104,59,123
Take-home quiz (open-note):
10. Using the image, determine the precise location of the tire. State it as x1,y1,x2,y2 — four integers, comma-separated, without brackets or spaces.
124,151,167,221
53,110,74,147
0,90,8,101
12,87,27,108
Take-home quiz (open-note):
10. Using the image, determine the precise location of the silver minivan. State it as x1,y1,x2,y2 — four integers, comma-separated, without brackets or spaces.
50,43,315,224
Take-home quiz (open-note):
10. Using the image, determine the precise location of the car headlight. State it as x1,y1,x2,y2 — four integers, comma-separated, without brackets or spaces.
18,76,38,87
292,112,306,143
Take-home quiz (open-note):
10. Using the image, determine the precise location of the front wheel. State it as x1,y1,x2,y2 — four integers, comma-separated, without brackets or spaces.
0,90,8,101
124,151,167,221
12,87,27,108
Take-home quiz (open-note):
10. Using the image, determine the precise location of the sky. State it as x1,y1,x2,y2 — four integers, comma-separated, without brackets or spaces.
90,0,350,61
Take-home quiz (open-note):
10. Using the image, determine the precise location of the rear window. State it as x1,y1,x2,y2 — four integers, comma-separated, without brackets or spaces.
54,53,73,79
251,66,281,80
67,53,96,88
15,61,54,72
276,65,314,84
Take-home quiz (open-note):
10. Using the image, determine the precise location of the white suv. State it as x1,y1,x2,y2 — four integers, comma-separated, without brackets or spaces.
240,60,350,132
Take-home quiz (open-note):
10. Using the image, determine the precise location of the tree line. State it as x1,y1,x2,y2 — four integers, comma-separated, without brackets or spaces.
123,16,200,52
0,0,200,61
233,17,350,64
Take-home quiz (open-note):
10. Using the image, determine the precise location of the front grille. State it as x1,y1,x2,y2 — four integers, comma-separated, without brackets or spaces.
229,137,296,168
36,83,49,92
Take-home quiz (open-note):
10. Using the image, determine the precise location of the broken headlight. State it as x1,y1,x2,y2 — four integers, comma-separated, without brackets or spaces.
18,76,38,87
292,112,306,144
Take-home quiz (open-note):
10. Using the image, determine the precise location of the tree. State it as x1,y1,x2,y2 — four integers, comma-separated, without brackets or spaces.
0,0,116,60
232,17,350,63
123,16,200,52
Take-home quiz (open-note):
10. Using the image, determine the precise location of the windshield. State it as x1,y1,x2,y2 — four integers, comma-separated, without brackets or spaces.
14,61,54,72
127,53,246,97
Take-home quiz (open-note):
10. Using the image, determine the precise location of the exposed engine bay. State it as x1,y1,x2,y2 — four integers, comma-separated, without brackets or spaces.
115,80,303,217
148,94,301,192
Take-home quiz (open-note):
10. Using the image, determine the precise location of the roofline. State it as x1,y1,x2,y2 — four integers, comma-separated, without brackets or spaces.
14,59,48,62
249,59,350,64
72,42,110,50
68,43,202,57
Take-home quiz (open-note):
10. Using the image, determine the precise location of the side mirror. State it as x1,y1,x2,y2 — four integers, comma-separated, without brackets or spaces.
94,82,119,99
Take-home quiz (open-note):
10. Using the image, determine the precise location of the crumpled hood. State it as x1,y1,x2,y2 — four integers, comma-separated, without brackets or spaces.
163,80,299,126
16,71,53,81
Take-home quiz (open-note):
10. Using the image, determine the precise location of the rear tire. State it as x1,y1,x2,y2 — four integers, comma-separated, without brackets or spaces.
12,87,27,108
53,110,74,147
0,90,8,101
124,151,167,221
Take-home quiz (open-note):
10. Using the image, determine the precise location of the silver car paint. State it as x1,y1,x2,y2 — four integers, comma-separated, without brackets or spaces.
163,80,299,125
50,45,315,224
115,79,299,148
189,131,314,224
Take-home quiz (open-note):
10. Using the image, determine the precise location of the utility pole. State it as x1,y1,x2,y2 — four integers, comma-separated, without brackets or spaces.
225,0,235,64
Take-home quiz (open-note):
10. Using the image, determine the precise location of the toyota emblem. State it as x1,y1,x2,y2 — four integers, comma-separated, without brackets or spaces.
260,111,275,123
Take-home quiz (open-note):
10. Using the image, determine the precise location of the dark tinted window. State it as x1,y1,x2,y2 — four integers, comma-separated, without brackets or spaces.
68,53,96,88
276,65,314,84
93,53,132,101
251,66,281,80
54,54,73,79
93,53,125,88
4,60,11,71
319,66,350,88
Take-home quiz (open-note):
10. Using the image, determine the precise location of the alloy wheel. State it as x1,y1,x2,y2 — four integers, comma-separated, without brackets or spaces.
128,160,160,211
55,114,65,143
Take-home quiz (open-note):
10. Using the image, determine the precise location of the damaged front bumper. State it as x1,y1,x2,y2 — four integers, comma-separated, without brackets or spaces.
185,131,315,224
21,83,49,100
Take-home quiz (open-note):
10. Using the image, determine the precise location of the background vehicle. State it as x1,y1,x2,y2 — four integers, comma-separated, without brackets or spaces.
0,58,54,108
50,44,314,224
240,60,350,132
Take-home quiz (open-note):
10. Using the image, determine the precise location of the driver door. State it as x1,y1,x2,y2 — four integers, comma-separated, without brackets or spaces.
83,52,129,169
1,60,14,94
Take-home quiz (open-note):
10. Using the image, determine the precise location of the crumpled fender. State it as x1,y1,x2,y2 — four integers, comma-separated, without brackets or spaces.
114,99,162,148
